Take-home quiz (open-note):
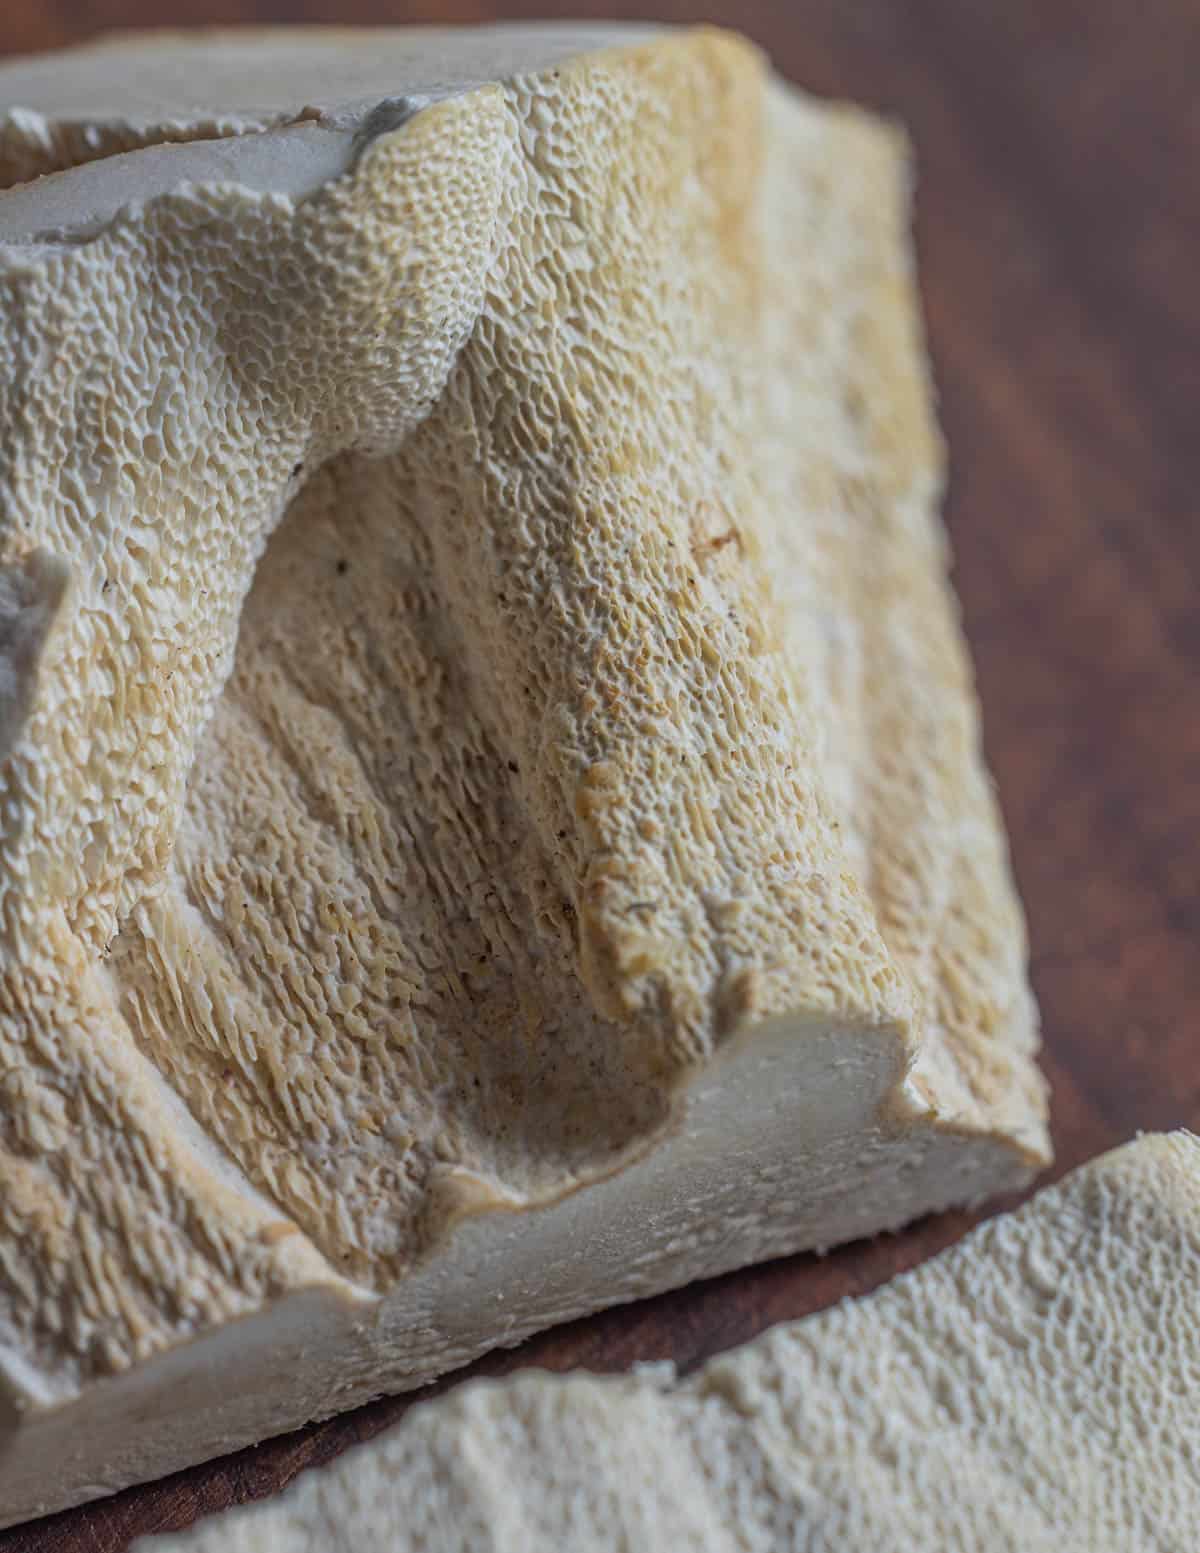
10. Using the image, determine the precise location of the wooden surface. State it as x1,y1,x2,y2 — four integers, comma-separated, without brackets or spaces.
4,1,1200,1546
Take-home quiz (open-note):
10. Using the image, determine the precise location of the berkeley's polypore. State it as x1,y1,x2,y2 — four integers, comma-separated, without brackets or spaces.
0,26,1048,1525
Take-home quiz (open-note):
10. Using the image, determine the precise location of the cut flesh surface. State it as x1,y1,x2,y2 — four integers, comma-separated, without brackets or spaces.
139,1133,1200,1553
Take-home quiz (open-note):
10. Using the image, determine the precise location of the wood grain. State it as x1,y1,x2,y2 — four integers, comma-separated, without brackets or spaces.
4,1,1199,1545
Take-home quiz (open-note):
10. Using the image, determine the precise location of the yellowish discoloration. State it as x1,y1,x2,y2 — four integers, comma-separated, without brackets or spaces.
0,24,1046,1523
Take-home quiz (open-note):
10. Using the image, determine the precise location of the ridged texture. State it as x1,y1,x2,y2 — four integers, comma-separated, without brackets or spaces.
0,19,1044,1468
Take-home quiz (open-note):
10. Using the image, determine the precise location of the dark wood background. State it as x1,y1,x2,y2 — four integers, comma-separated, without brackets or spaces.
4,1,1199,1546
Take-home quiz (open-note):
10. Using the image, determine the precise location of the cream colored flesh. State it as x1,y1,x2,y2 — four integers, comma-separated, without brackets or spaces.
137,1133,1200,1553
2,1020,1023,1524
0,26,1046,1524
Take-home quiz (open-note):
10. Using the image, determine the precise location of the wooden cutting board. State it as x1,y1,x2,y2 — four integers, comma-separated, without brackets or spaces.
3,3,1198,1547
